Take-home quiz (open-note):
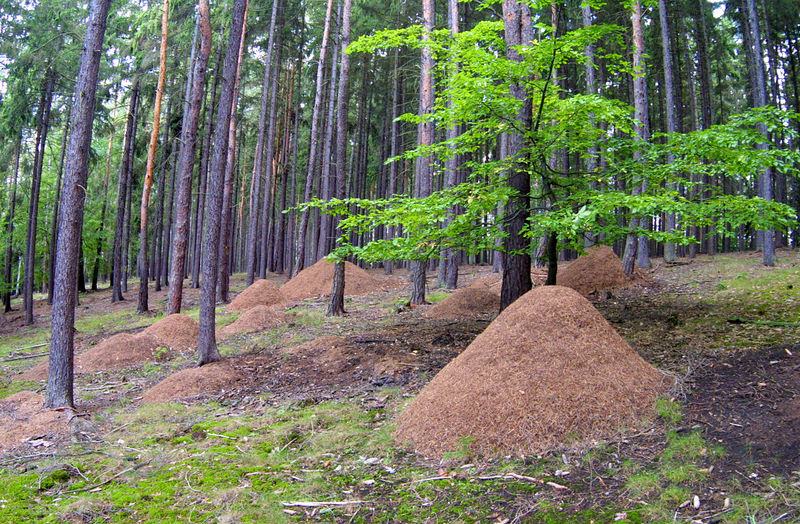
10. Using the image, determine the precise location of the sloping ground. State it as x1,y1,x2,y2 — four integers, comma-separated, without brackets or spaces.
142,313,198,350
228,279,285,312
281,259,385,301
0,391,71,453
396,285,672,457
557,245,635,295
218,305,288,339
424,287,500,319
141,360,244,404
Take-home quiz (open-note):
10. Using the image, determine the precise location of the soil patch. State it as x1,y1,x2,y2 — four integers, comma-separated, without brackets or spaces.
0,391,72,453
466,276,501,295
396,285,672,458
228,279,286,312
557,245,636,295
687,343,800,477
281,259,385,301
142,313,198,350
424,287,500,319
141,360,244,404
218,306,288,339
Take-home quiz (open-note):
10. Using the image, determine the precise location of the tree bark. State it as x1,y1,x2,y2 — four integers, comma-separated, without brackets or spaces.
197,0,247,365
92,128,114,290
295,0,336,276
137,0,170,314
3,131,22,312
499,0,533,311
49,102,72,302
47,0,111,408
23,68,56,325
659,0,678,263
328,0,353,317
410,0,436,306
112,79,140,302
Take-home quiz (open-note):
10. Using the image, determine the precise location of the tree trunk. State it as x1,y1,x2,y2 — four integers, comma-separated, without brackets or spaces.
49,102,72,302
622,0,650,275
410,0,436,306
137,0,170,314
659,0,678,262
3,131,22,312
112,79,140,301
218,4,248,303
47,0,111,409
295,0,335,276
245,0,281,284
92,128,114,291
327,0,353,317
167,0,211,314
197,0,247,365
745,0,774,266
499,0,533,311
23,68,56,325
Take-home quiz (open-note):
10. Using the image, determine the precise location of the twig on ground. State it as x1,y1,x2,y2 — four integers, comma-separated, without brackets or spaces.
281,501,367,508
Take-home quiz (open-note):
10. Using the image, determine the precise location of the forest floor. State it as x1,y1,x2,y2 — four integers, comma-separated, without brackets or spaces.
0,249,799,523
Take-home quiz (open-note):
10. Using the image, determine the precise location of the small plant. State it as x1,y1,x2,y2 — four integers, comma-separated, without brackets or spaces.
655,397,682,426
153,347,170,362
442,435,475,464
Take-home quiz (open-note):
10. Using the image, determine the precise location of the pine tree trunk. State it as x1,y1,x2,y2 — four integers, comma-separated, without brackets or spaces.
92,129,114,291
745,0,774,266
47,0,111,409
197,0,247,365
659,0,678,263
112,80,140,301
327,0,353,317
622,0,650,275
23,69,56,325
49,103,71,302
137,0,170,314
410,0,436,305
168,0,211,315
295,0,335,276
499,0,533,311
218,5,248,303
3,132,22,312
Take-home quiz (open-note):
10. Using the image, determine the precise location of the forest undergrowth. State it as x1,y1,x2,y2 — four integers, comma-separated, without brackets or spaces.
0,250,799,523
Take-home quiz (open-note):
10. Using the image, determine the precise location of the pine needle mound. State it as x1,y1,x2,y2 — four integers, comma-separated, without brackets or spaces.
141,360,243,404
0,391,71,453
281,259,384,301
228,279,286,311
466,276,502,296
396,285,671,458
76,333,165,373
557,245,634,295
424,287,500,319
218,305,288,338
143,313,199,350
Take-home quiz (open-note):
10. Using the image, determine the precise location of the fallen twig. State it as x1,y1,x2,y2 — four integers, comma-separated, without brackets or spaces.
4,351,49,362
61,467,134,494
281,501,367,508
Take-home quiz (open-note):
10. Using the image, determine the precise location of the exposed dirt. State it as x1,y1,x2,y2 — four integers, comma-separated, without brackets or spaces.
142,313,199,351
141,360,245,404
687,343,800,477
0,391,72,453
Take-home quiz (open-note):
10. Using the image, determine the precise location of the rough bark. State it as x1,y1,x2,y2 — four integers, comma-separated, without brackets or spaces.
327,0,352,317
499,0,533,311
47,0,111,408
295,0,336,276
23,68,56,325
197,0,247,366
3,132,22,312
659,0,678,263
168,3,212,314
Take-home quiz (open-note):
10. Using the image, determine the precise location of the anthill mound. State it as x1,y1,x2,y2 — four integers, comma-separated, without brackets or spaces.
424,287,500,319
142,313,198,350
228,279,286,311
557,245,634,295
466,276,501,296
141,360,243,404
281,259,383,301
396,285,671,458
218,305,288,339
0,391,71,453
76,332,165,373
